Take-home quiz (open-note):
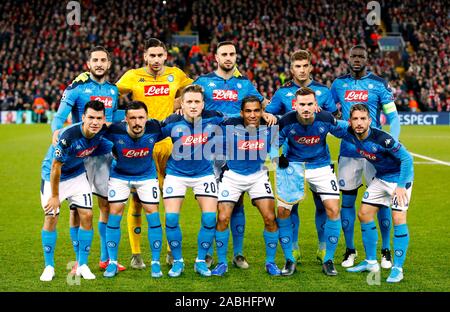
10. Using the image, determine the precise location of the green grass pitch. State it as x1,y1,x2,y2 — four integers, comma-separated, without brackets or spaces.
0,124,449,292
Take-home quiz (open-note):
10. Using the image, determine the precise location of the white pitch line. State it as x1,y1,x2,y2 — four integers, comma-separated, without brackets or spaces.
331,160,449,166
410,153,450,167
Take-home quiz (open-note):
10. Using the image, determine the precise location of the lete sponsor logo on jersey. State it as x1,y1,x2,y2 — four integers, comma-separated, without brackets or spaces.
144,85,170,96
123,148,150,158
237,139,265,150
90,96,113,108
76,145,98,157
357,148,377,160
212,89,238,101
181,133,208,145
291,99,296,110
294,135,320,145
344,90,368,102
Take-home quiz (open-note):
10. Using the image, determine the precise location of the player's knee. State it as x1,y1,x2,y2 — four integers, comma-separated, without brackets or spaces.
277,206,291,218
165,213,179,228
262,212,276,230
357,208,373,222
44,216,58,230
217,212,230,230
201,212,216,229
392,211,406,225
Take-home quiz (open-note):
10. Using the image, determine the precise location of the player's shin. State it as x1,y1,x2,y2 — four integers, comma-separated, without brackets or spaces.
42,229,57,267
341,190,357,249
393,222,409,269
197,212,216,261
127,194,142,255
98,221,108,262
165,213,182,260
215,228,230,264
361,221,378,261
78,227,94,266
290,204,300,250
230,203,245,256
69,226,79,262
146,212,162,262
323,218,341,262
264,229,279,264
106,214,122,262
277,214,295,262
378,206,392,250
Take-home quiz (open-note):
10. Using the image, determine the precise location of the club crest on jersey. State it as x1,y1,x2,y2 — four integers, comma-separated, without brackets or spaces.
368,84,374,89
76,145,98,157
236,83,242,89
123,148,150,158
90,96,113,108
357,148,377,161
315,90,322,96
167,75,174,82
213,89,238,101
144,84,170,96
294,135,320,145
237,139,265,150
181,133,208,145
344,90,368,102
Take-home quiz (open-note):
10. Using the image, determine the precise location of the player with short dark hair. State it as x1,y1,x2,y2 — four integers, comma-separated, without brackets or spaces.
265,49,339,264
331,45,401,269
273,87,349,276
40,100,108,281
211,96,281,276
193,41,276,270
344,104,413,283
102,101,165,278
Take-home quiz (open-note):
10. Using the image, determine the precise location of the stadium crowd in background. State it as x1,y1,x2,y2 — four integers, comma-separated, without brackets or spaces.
0,0,448,115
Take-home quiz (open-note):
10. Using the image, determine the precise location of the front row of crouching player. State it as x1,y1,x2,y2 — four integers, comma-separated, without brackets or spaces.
39,85,413,283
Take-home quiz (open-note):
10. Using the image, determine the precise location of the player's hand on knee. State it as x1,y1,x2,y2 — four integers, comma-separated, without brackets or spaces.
393,187,407,207
45,196,60,216
73,72,90,83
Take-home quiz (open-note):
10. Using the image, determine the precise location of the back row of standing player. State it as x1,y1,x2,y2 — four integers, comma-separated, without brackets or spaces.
39,39,412,283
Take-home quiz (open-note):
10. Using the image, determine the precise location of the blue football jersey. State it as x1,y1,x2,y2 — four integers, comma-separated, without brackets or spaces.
41,122,107,181
341,128,414,186
52,78,120,132
331,72,396,158
266,79,337,116
104,120,163,181
277,111,348,169
194,72,264,116
221,117,277,175
161,110,225,178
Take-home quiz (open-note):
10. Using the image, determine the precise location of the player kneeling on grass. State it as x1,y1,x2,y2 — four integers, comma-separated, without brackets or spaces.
103,101,164,278
160,84,226,278
344,104,413,283
40,100,107,281
273,87,349,276
211,96,281,277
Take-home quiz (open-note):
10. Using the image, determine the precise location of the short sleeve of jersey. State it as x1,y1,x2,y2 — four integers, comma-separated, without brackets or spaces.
54,132,71,163
378,80,395,105
323,88,338,113
330,80,340,104
116,70,134,96
61,84,80,107
175,67,194,91
244,79,264,101
265,90,284,115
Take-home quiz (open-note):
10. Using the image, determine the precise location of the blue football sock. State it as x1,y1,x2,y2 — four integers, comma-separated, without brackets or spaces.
313,192,327,244
69,226,79,262
393,223,409,268
341,192,357,249
166,213,182,260
277,217,294,262
215,228,230,264
146,212,162,262
98,221,108,262
378,206,392,250
230,204,245,256
323,218,341,263
42,229,57,267
198,212,216,260
361,221,378,261
106,214,122,262
291,204,300,250
78,228,94,266
263,230,279,263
